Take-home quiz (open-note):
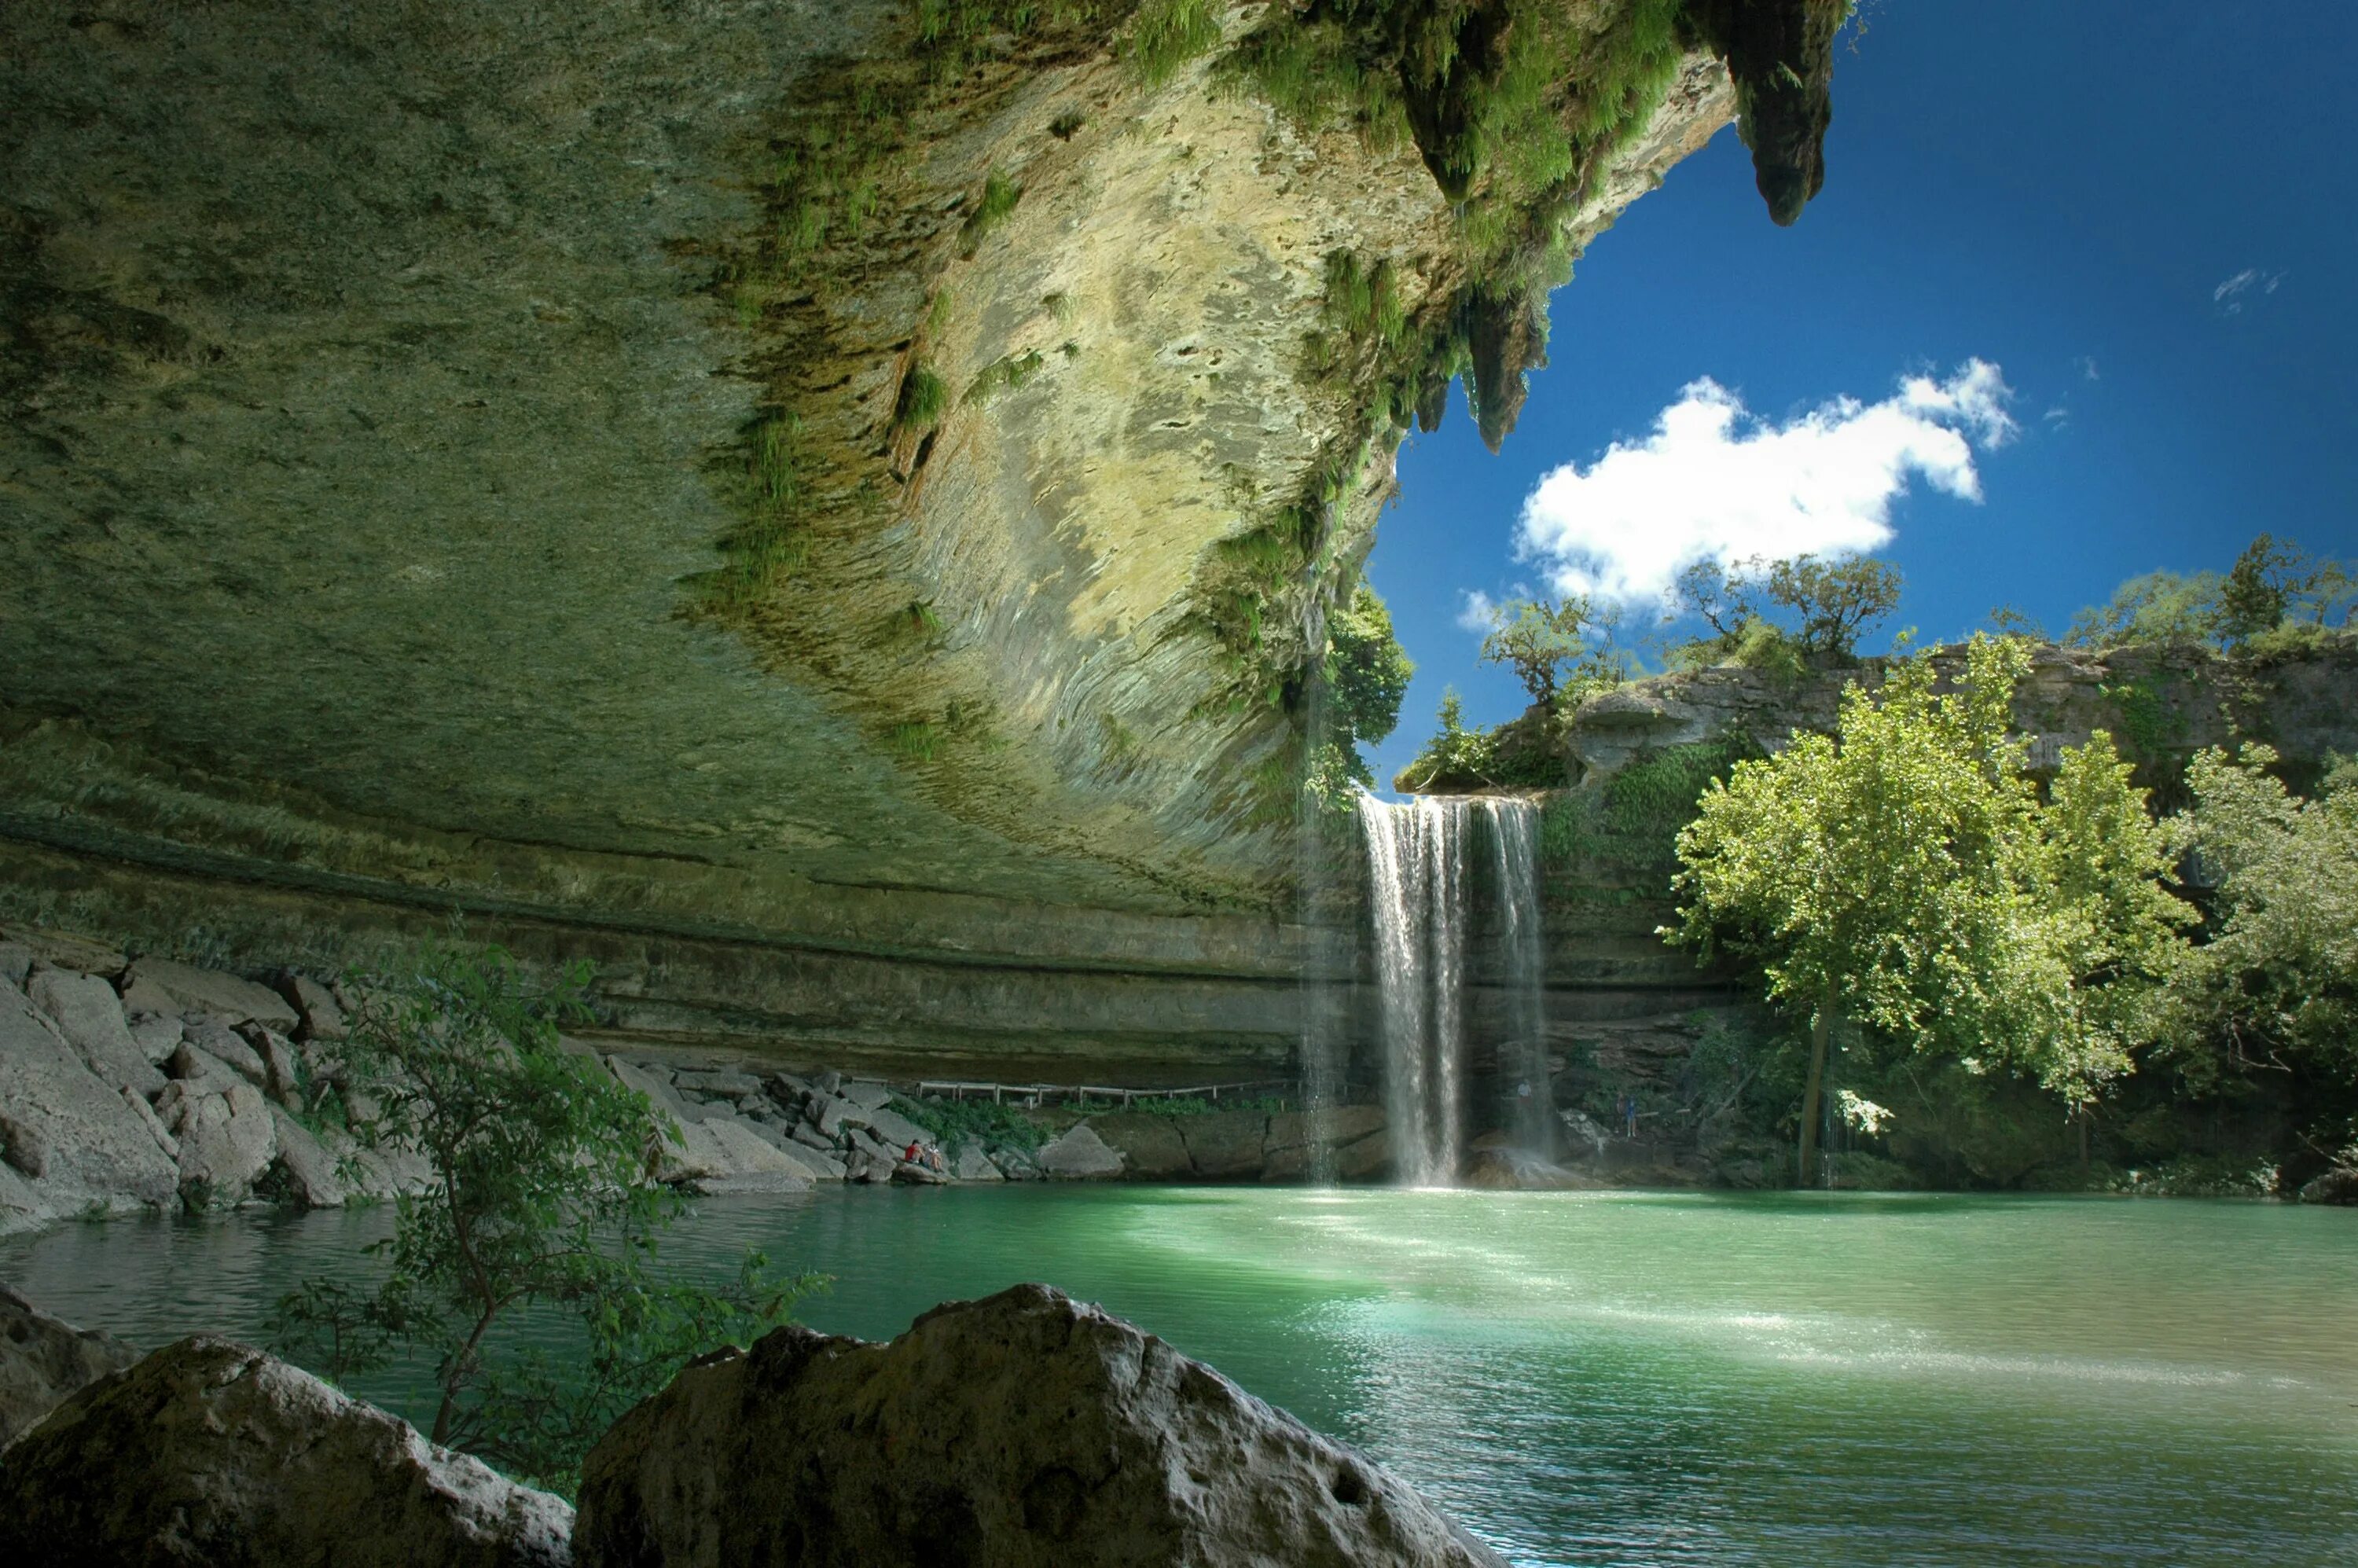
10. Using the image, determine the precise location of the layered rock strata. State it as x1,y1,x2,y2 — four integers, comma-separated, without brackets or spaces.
0,0,1768,1074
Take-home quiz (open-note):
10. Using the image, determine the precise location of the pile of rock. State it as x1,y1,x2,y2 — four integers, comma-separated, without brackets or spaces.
597,1059,1031,1192
0,926,420,1234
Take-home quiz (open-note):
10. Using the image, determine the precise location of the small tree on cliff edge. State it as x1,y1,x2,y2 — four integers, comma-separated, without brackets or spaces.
272,937,821,1493
1662,636,2191,1184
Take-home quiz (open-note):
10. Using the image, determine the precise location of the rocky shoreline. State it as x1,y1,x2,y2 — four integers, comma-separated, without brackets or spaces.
0,1281,1501,1566
0,922,1412,1240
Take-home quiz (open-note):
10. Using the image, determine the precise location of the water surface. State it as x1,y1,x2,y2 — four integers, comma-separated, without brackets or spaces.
7,1188,2354,1566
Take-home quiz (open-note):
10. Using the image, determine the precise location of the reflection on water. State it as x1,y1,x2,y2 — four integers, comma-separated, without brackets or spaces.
7,1189,2356,1566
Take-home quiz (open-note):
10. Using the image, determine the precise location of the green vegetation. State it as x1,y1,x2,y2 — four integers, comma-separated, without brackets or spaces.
1218,0,1688,446
1126,0,1223,87
959,167,1024,256
2154,746,2358,1101
1543,739,1748,869
893,365,948,435
964,347,1047,407
270,939,817,1493
892,1094,1045,1158
1671,552,1901,669
1475,593,1600,706
1666,637,2191,1184
1321,582,1414,785
2064,534,2352,652
890,720,941,762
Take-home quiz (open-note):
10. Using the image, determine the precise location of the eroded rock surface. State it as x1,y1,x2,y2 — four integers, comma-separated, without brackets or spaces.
0,1283,138,1449
575,1282,1504,1567
0,1336,573,1567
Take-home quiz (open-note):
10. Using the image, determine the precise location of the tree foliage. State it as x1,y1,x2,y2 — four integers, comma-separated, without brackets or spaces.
1324,583,1414,751
1671,552,1901,666
1665,637,2191,1181
272,938,819,1494
2065,534,2352,652
2154,746,2358,1096
1474,593,1592,706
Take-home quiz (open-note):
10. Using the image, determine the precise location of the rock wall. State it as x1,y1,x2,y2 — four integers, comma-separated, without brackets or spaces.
0,1,1762,1078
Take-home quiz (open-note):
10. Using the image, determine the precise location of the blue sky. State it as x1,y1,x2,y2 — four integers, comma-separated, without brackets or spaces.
1361,0,2358,791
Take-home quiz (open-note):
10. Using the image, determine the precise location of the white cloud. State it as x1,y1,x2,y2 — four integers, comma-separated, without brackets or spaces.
2074,354,2100,382
1513,360,2017,606
1456,589,1500,633
2213,268,2284,314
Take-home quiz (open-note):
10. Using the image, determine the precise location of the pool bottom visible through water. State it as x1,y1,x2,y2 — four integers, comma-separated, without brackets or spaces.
6,1187,2355,1566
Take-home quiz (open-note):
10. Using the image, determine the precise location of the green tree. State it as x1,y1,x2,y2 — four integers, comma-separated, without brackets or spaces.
1397,687,1499,791
2220,533,2354,645
2155,746,2358,1096
1765,553,1903,659
273,938,819,1493
1664,636,2191,1183
1670,552,1900,668
1324,583,1414,753
1476,594,1592,706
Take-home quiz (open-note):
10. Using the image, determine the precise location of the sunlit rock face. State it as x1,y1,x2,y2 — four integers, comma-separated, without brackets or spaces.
0,2,1733,1072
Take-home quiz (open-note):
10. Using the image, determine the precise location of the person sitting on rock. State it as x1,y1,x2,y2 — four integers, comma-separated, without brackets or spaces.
923,1143,948,1175
903,1140,922,1166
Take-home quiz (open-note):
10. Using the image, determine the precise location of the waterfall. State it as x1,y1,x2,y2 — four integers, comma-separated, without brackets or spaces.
1358,794,1548,1185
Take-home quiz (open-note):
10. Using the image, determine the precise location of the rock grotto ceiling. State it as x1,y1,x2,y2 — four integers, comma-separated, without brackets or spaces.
0,1,1840,1075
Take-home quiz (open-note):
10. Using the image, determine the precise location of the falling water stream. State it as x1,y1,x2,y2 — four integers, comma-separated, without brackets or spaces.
1357,794,1548,1184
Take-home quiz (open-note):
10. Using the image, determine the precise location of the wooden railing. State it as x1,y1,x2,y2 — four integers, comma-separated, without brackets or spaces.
910,1078,1295,1110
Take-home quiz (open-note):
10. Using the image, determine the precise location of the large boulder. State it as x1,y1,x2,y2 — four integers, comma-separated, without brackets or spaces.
161,1081,278,1207
1177,1110,1270,1179
0,986,180,1210
1034,1122,1123,1179
0,1337,572,1566
2299,1167,2358,1205
267,1106,349,1208
24,968,165,1098
1,1283,138,1449
116,957,300,1031
1087,1112,1192,1178
273,971,348,1041
575,1283,1504,1567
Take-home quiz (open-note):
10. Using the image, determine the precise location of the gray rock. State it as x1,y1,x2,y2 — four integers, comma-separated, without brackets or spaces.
0,927,126,979
182,1023,269,1089
166,1081,277,1206
1177,1110,1269,1179
0,986,180,1210
674,1069,763,1098
735,1118,845,1181
1087,1113,1192,1177
891,1160,948,1185
121,1087,180,1165
814,1069,843,1094
0,1337,572,1566
2299,1167,2358,1205
116,958,299,1030
0,1161,55,1235
27,968,165,1099
839,1078,894,1111
787,1121,836,1155
0,1283,138,1449
951,1144,1005,1182
809,1095,855,1138
166,1039,245,1093
126,1011,184,1064
0,942,33,988
692,1118,814,1195
768,1071,814,1105
575,1283,1504,1568
267,1106,347,1208
1262,1107,1392,1181
860,1103,927,1151
1034,1122,1123,1180
274,971,347,1041
239,1024,305,1103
